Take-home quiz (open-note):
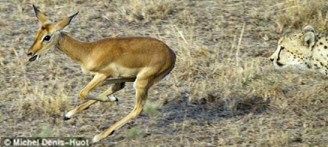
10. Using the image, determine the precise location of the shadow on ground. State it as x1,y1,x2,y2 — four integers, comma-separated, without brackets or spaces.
156,95,270,128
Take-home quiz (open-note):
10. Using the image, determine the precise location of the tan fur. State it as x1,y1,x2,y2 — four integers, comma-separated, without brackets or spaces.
27,5,176,143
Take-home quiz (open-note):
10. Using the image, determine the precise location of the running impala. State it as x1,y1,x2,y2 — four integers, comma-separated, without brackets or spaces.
27,5,176,143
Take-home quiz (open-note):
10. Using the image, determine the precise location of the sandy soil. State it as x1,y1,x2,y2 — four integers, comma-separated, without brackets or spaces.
1,0,327,146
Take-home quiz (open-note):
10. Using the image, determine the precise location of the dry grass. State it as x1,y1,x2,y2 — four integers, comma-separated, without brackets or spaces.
1,0,328,146
274,0,328,32
118,0,174,23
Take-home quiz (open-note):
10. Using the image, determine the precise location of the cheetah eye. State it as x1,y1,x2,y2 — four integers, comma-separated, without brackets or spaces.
43,35,51,42
280,46,285,50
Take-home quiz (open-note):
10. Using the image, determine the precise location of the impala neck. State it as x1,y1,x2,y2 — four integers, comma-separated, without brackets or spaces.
56,32,90,63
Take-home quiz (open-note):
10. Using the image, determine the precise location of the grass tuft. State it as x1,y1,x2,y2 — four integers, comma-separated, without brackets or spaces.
35,125,53,137
143,103,159,117
274,0,328,32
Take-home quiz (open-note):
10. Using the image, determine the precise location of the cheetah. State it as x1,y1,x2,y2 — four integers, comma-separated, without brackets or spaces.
270,25,328,75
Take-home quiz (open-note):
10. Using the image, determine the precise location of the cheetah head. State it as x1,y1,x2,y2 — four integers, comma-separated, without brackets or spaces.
270,25,316,70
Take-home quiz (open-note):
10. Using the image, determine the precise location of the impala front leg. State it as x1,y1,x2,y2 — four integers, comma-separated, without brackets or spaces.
64,82,127,120
79,73,107,100
64,100,98,120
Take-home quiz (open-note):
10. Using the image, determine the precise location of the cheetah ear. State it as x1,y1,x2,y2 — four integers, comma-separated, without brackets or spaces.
303,25,315,33
303,25,315,48
303,32,315,48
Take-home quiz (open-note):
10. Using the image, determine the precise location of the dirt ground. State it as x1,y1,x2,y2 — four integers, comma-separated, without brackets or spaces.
1,0,328,146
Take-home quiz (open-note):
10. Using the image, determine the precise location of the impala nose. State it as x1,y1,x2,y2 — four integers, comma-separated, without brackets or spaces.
27,52,33,56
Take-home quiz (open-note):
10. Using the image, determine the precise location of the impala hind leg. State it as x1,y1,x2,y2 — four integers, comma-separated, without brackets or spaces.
87,82,126,102
64,82,126,120
87,78,135,102
92,78,152,143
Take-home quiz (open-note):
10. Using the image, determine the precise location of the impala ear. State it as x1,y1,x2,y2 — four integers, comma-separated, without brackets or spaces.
33,4,49,24
55,12,79,30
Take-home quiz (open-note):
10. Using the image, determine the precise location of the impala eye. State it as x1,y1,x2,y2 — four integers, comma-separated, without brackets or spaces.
43,35,51,41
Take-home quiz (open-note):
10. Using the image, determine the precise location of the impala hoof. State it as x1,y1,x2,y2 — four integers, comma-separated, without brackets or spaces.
92,134,103,143
63,111,73,120
92,130,115,143
114,98,119,105
108,96,118,102
63,115,71,121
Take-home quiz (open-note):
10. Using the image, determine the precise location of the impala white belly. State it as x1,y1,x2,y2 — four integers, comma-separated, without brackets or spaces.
80,63,141,77
81,65,97,75
106,63,140,77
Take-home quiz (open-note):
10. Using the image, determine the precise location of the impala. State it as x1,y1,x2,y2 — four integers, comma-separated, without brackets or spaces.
27,5,176,143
